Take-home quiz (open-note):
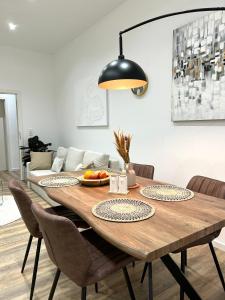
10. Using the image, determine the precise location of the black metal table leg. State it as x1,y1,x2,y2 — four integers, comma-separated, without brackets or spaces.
161,254,202,300
147,262,153,300
209,242,225,291
141,262,148,283
123,267,136,300
180,250,186,300
21,235,33,273
184,249,187,266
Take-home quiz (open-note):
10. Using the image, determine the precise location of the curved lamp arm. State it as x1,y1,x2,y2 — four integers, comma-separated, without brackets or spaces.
119,7,225,57
99,7,225,90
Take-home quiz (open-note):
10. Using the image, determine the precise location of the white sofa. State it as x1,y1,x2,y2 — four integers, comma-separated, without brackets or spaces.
27,146,120,206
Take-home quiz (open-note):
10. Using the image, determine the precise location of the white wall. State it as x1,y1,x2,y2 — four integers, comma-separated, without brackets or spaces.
0,94,19,170
54,0,225,186
0,46,58,149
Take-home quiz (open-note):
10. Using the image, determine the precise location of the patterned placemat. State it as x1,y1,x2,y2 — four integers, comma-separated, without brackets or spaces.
92,198,155,222
39,176,79,188
140,185,194,202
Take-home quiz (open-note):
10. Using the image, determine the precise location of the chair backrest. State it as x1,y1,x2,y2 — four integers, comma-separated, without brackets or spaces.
132,163,154,179
31,202,91,287
187,175,225,199
8,179,41,238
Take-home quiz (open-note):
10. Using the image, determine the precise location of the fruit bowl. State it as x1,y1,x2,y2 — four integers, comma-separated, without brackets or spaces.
78,170,110,187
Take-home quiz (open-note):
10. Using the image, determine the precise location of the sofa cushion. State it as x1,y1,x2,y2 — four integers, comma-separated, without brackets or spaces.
83,151,109,169
64,147,85,171
56,146,68,159
30,170,56,177
51,157,64,173
29,152,53,171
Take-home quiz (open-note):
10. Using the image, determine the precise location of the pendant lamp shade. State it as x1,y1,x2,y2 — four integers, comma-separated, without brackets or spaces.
98,58,147,90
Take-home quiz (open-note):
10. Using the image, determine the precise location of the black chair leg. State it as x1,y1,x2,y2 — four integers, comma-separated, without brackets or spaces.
95,282,98,293
81,287,87,300
147,263,153,300
209,242,225,291
180,250,186,300
140,262,148,283
48,268,61,300
30,238,42,300
21,235,33,273
122,267,136,300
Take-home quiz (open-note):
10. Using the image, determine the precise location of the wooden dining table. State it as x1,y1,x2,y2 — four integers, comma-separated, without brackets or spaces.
28,172,225,300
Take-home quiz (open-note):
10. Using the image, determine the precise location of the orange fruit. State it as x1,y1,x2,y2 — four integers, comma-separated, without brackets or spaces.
83,170,94,179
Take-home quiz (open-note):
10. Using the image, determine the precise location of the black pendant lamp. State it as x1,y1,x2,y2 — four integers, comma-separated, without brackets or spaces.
98,35,148,90
98,7,225,90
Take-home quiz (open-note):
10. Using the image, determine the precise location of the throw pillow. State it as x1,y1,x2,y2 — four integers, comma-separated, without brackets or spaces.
75,162,95,171
83,151,109,169
51,157,64,173
29,152,53,171
64,147,85,171
56,146,68,159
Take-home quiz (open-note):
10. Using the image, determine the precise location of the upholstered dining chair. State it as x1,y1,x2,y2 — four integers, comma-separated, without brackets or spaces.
8,179,88,300
31,202,136,300
176,175,225,300
140,175,225,300
132,163,155,180
130,163,155,270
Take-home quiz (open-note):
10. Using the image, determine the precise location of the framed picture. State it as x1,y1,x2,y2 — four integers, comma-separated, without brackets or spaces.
172,11,225,121
77,76,108,127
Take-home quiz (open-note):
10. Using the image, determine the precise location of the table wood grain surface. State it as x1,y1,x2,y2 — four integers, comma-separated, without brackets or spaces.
28,172,225,261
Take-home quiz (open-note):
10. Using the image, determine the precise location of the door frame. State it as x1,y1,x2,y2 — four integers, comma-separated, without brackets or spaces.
0,90,24,172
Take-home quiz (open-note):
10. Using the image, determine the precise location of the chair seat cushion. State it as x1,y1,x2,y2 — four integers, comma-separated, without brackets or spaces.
81,229,134,285
173,230,221,253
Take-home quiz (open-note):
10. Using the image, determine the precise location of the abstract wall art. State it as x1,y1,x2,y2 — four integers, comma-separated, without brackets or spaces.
77,76,108,127
172,11,225,121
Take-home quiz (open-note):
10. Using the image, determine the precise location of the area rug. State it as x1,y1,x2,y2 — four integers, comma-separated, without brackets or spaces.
0,195,21,226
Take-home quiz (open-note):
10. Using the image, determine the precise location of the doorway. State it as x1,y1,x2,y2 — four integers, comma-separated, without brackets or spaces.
0,94,20,172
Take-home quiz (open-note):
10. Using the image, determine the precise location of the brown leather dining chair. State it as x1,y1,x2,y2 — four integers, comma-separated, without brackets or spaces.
8,179,88,300
132,163,155,180
140,175,225,300
176,175,225,300
131,163,155,269
31,202,136,300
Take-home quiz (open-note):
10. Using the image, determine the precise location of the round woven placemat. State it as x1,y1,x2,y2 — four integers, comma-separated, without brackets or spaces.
39,176,79,188
140,185,194,202
92,198,155,223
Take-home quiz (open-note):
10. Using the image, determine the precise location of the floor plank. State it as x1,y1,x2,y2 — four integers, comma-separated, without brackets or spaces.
0,171,225,299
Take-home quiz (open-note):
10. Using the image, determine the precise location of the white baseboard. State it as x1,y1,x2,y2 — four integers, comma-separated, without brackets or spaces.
213,239,225,252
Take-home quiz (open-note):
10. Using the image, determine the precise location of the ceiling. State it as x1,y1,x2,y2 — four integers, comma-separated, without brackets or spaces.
0,0,125,53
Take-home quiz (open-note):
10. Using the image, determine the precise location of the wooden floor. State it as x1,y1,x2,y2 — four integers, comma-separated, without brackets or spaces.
0,171,225,300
